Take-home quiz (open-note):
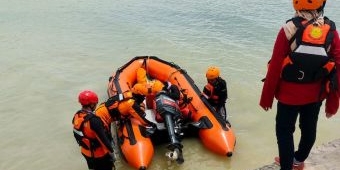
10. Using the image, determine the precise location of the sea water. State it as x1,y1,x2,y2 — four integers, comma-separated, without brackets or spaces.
1,0,339,169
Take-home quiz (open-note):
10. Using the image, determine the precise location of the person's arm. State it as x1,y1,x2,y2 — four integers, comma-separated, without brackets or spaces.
260,28,290,110
90,117,114,153
202,84,210,99
325,30,340,117
218,78,228,103
330,30,340,93
130,100,156,127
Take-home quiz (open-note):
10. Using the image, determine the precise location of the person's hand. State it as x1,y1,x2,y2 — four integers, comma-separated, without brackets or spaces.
326,112,334,118
261,106,271,111
140,102,146,111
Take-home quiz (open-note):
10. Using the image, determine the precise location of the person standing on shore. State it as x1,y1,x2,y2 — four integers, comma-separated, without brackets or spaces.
260,0,340,170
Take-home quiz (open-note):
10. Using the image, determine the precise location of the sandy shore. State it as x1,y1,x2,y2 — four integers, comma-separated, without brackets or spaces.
254,138,340,170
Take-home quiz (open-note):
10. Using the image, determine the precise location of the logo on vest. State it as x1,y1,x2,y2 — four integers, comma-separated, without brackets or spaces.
310,27,322,39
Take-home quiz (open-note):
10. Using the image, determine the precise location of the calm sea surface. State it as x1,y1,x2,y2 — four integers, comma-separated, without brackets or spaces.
1,0,340,169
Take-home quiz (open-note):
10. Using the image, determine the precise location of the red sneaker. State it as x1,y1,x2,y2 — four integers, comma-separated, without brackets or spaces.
274,156,280,166
274,157,304,170
293,162,304,170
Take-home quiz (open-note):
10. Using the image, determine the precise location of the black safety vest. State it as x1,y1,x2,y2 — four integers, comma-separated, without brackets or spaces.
281,17,336,83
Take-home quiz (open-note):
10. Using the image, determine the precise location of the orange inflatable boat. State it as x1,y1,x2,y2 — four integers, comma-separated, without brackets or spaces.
107,56,236,170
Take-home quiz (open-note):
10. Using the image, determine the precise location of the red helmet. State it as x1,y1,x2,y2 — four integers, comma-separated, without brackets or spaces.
78,90,98,105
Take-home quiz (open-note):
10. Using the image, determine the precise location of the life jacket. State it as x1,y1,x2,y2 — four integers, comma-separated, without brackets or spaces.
107,91,151,126
72,110,107,158
95,103,113,131
281,17,336,83
203,82,219,104
106,91,133,116
95,103,117,143
105,91,133,117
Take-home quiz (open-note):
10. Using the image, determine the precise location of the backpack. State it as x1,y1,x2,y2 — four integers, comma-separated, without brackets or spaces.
281,16,336,83
72,111,99,150
105,91,134,118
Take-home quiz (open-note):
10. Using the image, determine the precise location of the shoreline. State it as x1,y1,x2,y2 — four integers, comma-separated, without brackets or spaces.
254,138,340,170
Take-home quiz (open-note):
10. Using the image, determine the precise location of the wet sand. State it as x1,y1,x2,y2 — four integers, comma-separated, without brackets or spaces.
255,138,340,170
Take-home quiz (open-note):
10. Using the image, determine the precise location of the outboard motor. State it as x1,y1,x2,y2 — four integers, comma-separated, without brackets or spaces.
155,91,184,164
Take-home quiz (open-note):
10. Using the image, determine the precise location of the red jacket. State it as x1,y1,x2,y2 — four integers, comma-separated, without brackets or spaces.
260,27,340,115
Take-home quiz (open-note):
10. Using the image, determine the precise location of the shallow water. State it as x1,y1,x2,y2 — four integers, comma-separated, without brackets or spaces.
1,0,340,170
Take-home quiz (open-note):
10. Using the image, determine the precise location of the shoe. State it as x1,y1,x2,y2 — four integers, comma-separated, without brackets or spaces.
274,157,304,170
274,156,280,165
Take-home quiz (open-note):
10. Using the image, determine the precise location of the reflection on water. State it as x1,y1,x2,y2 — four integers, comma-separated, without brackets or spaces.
0,0,339,170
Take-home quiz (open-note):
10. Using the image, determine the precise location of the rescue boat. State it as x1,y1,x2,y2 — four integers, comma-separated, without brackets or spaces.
107,56,236,170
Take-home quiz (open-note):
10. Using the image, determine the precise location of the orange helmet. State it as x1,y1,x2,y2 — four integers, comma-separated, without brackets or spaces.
206,66,220,80
78,90,98,105
292,0,326,11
